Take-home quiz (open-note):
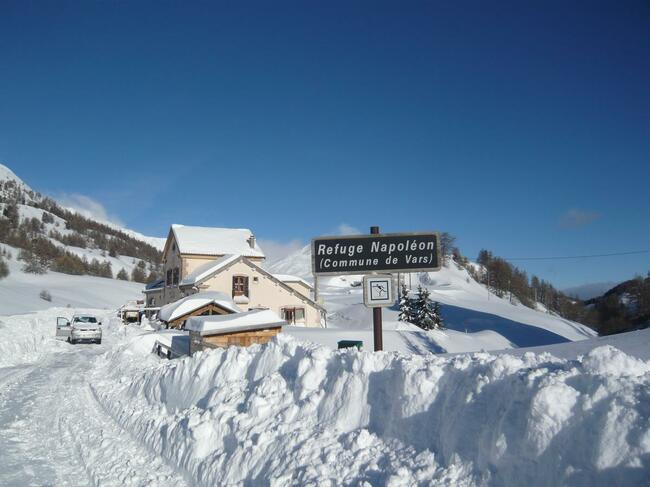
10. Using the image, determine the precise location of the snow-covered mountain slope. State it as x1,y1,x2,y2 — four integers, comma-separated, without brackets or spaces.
265,243,313,278
423,261,595,341
271,245,596,348
0,162,165,252
0,163,33,194
0,204,150,274
0,247,143,315
119,229,166,251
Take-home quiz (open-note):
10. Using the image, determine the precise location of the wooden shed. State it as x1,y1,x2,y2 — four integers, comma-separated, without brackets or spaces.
185,309,285,355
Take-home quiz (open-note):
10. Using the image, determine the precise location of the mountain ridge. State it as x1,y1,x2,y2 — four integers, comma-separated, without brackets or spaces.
0,162,163,283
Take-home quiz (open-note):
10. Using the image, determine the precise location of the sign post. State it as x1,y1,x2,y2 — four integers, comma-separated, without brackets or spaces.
370,227,382,351
311,228,441,352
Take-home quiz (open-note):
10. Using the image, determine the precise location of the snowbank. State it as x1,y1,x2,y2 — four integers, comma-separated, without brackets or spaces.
92,334,650,486
0,311,62,367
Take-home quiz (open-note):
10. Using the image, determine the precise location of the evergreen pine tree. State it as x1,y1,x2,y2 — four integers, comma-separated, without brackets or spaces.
398,284,414,323
0,256,9,279
116,268,129,280
432,300,444,329
131,260,147,283
414,285,439,331
100,261,113,278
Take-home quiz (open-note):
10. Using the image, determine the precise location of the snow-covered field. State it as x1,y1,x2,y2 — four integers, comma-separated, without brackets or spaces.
0,247,144,316
1,306,649,486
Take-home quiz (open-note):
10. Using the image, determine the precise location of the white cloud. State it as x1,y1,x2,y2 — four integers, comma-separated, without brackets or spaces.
336,223,362,235
257,238,304,265
57,193,125,227
258,223,361,265
559,209,601,229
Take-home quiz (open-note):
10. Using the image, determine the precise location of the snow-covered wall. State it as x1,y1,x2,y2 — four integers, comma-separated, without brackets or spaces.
92,333,650,486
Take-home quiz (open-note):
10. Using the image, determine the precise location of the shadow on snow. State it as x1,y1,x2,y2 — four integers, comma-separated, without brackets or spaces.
440,303,569,347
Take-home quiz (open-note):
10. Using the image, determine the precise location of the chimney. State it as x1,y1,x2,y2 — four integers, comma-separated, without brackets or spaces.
248,234,256,249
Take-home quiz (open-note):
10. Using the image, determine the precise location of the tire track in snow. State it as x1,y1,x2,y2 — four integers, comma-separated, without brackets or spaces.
0,343,188,487
0,356,87,486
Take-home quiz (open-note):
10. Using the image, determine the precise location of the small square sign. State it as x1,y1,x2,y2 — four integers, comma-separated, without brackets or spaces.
363,275,394,308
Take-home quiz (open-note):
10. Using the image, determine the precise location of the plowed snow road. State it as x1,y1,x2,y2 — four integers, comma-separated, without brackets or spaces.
0,342,188,487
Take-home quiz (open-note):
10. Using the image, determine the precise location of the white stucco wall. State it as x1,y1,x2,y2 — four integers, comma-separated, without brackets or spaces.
192,260,323,327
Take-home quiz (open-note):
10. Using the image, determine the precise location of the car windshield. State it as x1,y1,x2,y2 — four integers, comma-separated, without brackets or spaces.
75,316,97,323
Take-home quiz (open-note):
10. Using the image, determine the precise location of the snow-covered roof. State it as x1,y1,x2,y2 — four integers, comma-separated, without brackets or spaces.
273,274,313,290
185,309,285,335
180,254,240,287
158,291,240,323
170,224,265,258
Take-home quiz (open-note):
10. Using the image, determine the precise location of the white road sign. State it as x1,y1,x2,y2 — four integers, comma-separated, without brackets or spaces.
363,275,394,308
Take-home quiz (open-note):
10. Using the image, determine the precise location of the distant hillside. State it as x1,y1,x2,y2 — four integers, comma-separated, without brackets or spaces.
0,163,163,283
562,281,619,300
584,275,650,335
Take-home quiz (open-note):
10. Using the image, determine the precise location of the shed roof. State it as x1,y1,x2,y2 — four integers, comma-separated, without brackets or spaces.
170,224,265,258
185,309,285,335
158,291,240,323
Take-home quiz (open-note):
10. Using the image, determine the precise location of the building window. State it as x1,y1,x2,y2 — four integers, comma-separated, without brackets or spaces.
232,275,249,297
282,307,305,324
173,267,179,285
149,297,156,306
166,269,172,286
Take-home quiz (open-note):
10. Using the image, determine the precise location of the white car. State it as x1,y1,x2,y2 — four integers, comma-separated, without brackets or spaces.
56,314,102,344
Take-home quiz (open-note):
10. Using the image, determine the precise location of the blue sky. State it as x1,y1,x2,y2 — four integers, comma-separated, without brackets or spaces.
1,0,649,288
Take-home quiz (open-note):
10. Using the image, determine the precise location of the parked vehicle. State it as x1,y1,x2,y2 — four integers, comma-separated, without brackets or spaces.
56,314,102,344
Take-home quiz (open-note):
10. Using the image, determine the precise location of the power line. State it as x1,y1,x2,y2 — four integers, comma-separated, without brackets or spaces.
504,249,650,262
